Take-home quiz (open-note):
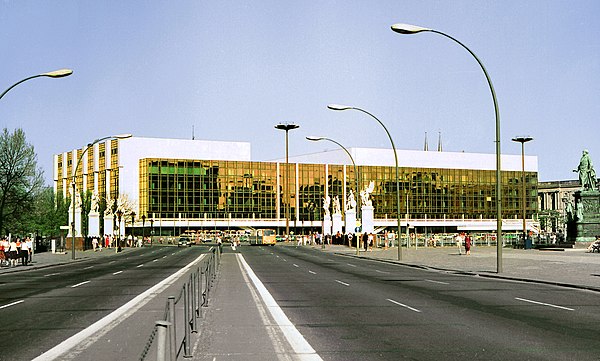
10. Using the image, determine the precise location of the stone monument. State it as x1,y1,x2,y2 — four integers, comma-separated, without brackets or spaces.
103,198,115,237
322,195,332,236
88,191,101,237
572,150,600,242
332,196,343,234
68,189,82,238
345,190,357,233
360,181,375,234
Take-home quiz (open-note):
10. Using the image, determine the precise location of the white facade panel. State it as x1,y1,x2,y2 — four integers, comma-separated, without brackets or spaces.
286,148,537,173
118,137,251,209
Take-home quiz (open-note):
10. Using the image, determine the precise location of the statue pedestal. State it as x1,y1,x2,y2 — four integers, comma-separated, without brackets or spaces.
345,209,357,234
88,211,101,237
332,213,343,234
104,214,114,237
68,206,82,237
361,205,374,234
575,190,600,242
323,215,332,236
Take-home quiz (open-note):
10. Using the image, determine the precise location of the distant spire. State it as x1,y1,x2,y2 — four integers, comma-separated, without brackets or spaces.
192,125,195,140
424,131,429,151
437,130,442,152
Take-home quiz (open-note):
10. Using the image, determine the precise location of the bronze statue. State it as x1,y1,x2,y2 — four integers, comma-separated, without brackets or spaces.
574,150,598,191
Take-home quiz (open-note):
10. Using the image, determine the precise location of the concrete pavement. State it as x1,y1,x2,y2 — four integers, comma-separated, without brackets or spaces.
317,243,600,292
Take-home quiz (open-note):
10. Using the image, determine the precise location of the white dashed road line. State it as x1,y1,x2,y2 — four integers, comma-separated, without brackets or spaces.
425,279,449,285
71,281,90,288
387,298,422,313
0,300,24,309
335,280,350,287
515,297,574,311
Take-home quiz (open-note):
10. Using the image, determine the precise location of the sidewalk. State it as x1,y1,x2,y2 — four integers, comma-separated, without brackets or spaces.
0,247,132,274
315,244,600,292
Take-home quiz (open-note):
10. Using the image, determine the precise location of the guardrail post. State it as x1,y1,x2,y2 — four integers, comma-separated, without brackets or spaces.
168,297,176,361
155,320,172,361
183,282,192,358
191,270,198,331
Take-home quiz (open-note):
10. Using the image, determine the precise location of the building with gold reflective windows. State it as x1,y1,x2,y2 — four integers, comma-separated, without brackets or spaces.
54,136,538,237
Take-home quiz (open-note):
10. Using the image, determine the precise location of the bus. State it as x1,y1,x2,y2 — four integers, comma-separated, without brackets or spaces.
247,229,277,246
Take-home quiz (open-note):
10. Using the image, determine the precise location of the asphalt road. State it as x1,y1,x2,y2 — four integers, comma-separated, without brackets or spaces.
241,245,600,361
0,246,209,361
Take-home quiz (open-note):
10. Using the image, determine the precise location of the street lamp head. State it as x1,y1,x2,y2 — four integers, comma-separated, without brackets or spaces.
327,104,353,111
274,123,299,131
391,23,431,35
511,136,534,143
306,136,326,142
113,133,133,139
42,69,74,78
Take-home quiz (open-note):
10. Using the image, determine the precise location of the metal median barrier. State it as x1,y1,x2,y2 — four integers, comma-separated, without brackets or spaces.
139,246,221,361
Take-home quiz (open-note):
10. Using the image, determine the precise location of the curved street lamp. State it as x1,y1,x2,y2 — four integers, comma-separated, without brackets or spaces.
306,135,361,255
275,123,299,240
391,23,503,273
327,104,403,261
0,69,73,100
70,133,132,260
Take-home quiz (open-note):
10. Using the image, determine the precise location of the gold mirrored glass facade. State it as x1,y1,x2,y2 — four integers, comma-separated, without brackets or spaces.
138,158,537,224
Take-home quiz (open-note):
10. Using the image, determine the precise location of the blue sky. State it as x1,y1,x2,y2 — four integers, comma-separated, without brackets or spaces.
2,0,599,184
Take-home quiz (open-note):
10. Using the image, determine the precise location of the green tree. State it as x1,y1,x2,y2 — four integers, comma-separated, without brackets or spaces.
0,128,44,236
28,186,69,237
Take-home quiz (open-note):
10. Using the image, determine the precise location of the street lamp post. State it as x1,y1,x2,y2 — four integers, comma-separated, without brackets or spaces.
116,210,123,252
275,123,299,241
512,136,533,247
391,23,503,273
70,134,132,260
327,104,403,261
141,214,146,244
306,135,361,255
130,212,136,246
149,218,154,246
1,69,73,100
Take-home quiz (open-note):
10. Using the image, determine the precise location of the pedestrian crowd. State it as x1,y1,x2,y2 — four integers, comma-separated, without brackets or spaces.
0,236,33,267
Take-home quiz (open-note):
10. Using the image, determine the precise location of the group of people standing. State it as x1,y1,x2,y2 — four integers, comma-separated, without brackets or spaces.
0,236,33,267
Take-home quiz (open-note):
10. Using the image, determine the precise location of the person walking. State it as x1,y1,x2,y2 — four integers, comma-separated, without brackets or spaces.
455,233,463,255
465,234,472,256
20,238,30,266
8,238,18,267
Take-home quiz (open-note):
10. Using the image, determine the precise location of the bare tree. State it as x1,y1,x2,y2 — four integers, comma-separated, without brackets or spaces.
0,128,44,235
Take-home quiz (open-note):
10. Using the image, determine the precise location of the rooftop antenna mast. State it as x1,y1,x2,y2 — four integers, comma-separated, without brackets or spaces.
192,125,195,140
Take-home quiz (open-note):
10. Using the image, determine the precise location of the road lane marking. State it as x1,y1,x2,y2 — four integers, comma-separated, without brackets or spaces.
335,280,350,287
308,270,317,275
136,264,144,268
34,253,207,361
0,300,24,309
44,273,61,277
71,281,91,288
375,270,390,274
515,297,574,311
84,266,94,270
293,264,300,268
425,279,449,285
237,254,322,360
346,263,357,267
113,271,123,275
387,298,422,313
